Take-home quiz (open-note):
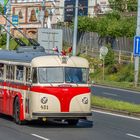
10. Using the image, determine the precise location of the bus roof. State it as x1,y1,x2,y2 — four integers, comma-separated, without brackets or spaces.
0,49,47,63
32,55,89,68
0,48,89,68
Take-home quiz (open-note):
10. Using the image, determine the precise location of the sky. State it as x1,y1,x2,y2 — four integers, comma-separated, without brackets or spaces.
0,0,3,5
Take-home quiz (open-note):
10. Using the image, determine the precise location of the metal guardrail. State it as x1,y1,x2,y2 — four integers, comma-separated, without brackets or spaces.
80,47,134,64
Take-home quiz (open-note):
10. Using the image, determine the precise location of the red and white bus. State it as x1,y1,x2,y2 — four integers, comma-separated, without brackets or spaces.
0,47,92,125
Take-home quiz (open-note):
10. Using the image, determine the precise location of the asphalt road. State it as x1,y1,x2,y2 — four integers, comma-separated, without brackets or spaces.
91,84,140,104
0,111,140,140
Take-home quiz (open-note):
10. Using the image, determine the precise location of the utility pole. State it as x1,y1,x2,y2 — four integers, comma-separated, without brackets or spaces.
134,0,140,87
41,0,45,28
72,0,78,56
6,0,11,50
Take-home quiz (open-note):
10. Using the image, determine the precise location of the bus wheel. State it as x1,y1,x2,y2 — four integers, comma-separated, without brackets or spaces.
14,97,23,125
67,119,78,125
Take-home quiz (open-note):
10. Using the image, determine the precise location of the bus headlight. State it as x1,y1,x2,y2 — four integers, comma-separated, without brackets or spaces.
82,97,88,104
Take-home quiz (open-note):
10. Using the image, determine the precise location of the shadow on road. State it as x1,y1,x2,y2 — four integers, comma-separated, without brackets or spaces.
0,114,93,128
27,119,93,128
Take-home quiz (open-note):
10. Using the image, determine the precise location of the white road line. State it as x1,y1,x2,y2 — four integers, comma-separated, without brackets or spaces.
31,134,50,140
102,92,118,97
92,110,140,121
126,133,140,139
94,84,140,94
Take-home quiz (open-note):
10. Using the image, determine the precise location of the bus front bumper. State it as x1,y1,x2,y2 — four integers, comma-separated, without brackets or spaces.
32,112,92,118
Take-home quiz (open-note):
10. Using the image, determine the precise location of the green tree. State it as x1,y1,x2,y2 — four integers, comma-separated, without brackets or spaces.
0,4,4,14
127,0,137,12
109,0,137,12
75,12,136,38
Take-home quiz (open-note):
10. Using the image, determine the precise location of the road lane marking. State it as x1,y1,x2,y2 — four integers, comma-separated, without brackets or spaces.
102,92,118,97
92,110,140,121
31,134,50,140
94,84,140,94
126,133,140,139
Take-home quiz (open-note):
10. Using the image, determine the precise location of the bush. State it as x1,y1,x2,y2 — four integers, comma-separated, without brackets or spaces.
116,64,134,82
104,45,115,66
107,64,118,74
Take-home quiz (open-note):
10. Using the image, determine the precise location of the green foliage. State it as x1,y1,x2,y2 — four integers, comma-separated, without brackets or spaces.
115,64,134,82
75,11,136,38
96,17,109,37
92,95,140,113
85,54,134,83
108,0,137,12
104,46,115,65
0,34,6,47
127,0,137,12
106,64,118,74
106,11,121,20
74,16,98,32
0,4,4,14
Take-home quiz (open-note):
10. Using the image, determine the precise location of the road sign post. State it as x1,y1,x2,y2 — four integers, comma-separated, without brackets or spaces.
134,36,140,56
6,0,11,50
134,0,140,87
100,46,108,81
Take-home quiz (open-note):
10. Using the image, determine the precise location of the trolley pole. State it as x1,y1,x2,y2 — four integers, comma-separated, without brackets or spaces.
72,0,78,56
134,0,140,87
6,0,11,50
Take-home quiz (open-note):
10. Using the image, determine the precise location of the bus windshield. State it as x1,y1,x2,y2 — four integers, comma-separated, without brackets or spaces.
38,67,88,84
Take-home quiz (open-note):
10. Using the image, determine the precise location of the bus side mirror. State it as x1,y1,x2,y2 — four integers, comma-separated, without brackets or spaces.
88,80,95,87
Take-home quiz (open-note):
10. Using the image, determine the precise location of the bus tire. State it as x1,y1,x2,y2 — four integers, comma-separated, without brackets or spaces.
67,119,78,125
14,97,24,125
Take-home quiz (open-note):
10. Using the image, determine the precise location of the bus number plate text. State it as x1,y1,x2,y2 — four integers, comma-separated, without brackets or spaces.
40,105,48,110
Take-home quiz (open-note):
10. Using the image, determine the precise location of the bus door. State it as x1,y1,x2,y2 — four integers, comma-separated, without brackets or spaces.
0,64,5,113
0,80,4,113
4,65,15,115
25,67,31,114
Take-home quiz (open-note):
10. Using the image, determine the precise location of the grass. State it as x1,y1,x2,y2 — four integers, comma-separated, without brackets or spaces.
92,96,140,114
1,38,30,50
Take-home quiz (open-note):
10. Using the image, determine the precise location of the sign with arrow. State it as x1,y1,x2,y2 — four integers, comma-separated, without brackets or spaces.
134,36,140,56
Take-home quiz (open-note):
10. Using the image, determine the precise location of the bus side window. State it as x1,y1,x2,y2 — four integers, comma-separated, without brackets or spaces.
32,68,37,83
26,67,31,82
0,63,4,79
16,66,24,81
6,65,15,80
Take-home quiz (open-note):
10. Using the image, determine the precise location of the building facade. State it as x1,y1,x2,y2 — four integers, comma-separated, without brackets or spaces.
10,0,110,38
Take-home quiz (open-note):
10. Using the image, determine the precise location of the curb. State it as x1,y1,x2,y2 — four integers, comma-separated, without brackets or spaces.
92,106,140,118
93,83,140,93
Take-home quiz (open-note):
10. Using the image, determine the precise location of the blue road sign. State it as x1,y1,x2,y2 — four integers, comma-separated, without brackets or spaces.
4,6,7,15
134,36,140,56
12,15,18,25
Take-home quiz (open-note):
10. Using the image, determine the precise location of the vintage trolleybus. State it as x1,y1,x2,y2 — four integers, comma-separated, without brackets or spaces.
0,47,92,125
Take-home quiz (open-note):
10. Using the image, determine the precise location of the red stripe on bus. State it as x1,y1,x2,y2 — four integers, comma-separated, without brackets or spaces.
0,81,90,115
31,86,90,112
